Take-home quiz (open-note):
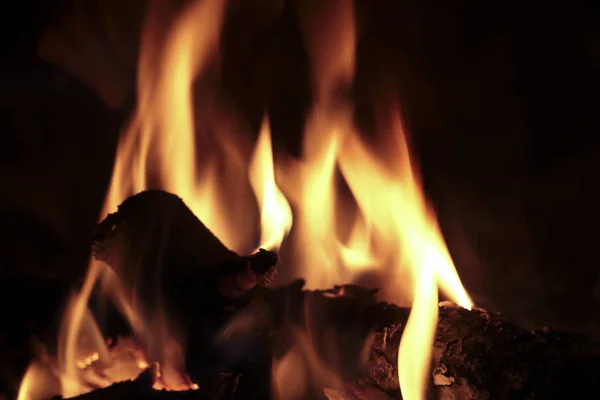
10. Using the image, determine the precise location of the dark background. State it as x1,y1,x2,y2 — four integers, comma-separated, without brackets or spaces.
1,1,599,392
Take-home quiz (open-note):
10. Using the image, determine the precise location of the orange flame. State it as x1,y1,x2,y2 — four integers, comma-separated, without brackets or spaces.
249,117,293,252
272,327,345,400
274,1,472,399
17,354,59,400
17,259,197,400
19,0,474,399
272,0,359,288
102,0,247,250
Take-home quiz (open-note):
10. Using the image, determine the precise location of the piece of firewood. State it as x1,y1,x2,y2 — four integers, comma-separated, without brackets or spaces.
93,189,237,277
221,282,600,399
91,189,278,339
93,190,279,298
60,280,600,399
89,190,278,394
88,191,600,398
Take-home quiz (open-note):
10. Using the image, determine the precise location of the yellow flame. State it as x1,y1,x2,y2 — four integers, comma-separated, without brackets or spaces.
249,117,293,252
397,255,439,400
21,0,476,398
58,260,108,397
270,0,359,288
17,259,197,399
337,89,472,400
17,358,60,400
101,0,249,250
272,1,473,399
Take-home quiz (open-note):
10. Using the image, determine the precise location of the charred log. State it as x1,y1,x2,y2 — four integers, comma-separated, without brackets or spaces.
92,190,278,298
77,191,600,399
57,282,600,399
92,189,238,277
227,283,600,399
88,190,279,396
90,189,279,338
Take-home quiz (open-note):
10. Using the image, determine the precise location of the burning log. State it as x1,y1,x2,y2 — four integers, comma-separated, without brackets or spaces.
92,189,279,303
84,190,600,399
90,189,279,343
57,280,600,399
228,283,600,399
85,190,279,396
94,189,244,274
50,366,239,400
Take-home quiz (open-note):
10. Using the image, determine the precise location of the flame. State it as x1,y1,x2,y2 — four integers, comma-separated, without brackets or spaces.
20,0,475,399
58,260,109,397
18,0,291,397
272,346,307,400
272,326,344,400
17,356,59,400
272,0,359,288
17,259,197,400
101,0,249,251
249,117,293,251
272,1,472,399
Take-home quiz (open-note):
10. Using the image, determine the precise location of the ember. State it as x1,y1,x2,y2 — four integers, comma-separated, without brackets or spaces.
12,1,600,400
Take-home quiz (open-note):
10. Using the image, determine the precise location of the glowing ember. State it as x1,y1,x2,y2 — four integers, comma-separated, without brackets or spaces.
17,260,198,400
19,0,473,399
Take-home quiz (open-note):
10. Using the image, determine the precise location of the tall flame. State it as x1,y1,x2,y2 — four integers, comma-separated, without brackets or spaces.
272,0,358,288
279,1,473,399
102,0,248,250
18,3,233,397
58,260,108,397
19,0,474,399
17,259,198,400
339,104,472,399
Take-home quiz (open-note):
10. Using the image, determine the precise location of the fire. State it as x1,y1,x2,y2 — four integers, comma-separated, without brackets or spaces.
272,326,345,400
339,103,473,399
275,0,358,288
249,117,293,252
102,0,252,252
17,260,198,400
275,1,472,398
17,354,59,400
19,0,474,399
